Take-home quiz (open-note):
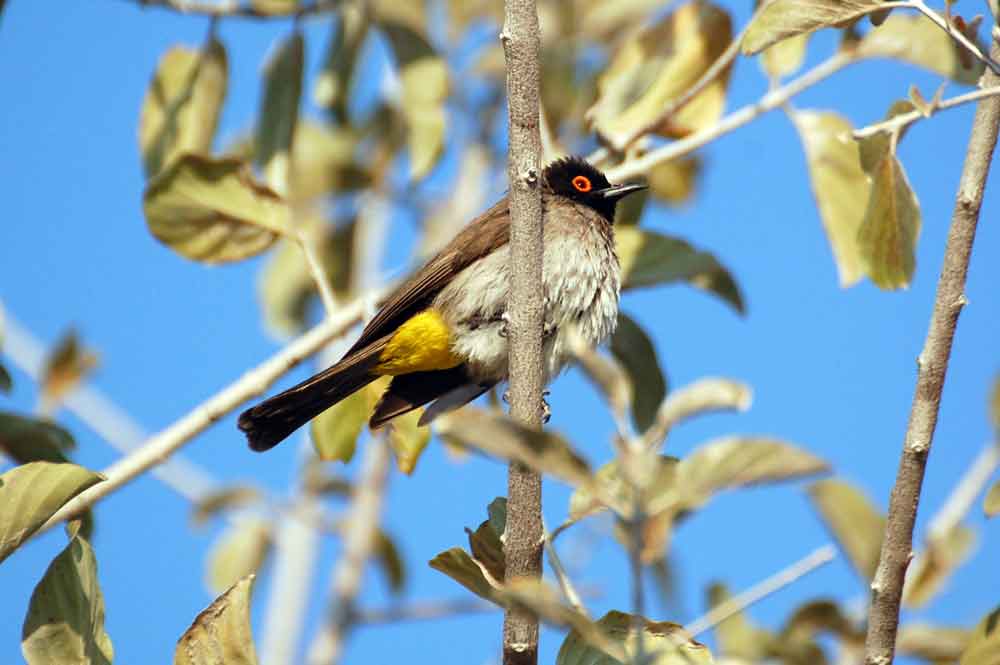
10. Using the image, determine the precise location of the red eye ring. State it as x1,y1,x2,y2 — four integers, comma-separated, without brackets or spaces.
572,175,592,192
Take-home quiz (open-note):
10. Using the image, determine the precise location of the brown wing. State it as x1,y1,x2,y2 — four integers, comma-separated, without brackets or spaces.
346,196,511,355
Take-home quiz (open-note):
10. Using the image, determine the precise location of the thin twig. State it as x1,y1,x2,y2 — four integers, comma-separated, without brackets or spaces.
354,599,499,625
295,225,339,315
854,85,1000,139
606,51,856,182
33,291,380,536
863,42,1000,665
501,0,546,664
306,435,393,665
126,0,344,19
543,525,590,618
685,544,836,638
927,440,1000,539
907,0,1000,75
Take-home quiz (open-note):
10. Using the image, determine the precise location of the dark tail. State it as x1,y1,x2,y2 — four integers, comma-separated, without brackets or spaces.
239,339,387,451
369,366,492,429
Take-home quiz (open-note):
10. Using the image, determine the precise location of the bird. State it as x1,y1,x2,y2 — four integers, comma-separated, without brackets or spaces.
238,156,646,451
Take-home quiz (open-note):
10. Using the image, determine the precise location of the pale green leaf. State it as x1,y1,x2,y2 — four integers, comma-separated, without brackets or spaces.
898,623,971,663
985,479,1000,518
610,313,667,433
644,378,752,448
0,412,75,464
22,536,113,665
959,606,1000,665
190,486,262,526
139,39,228,178
647,156,701,206
857,100,916,174
990,374,1000,431
761,34,809,79
175,575,259,665
859,12,983,85
314,5,369,114
808,478,886,581
249,0,298,15
743,0,881,54
386,409,431,475
256,32,304,192
467,501,506,583
557,610,714,665
858,153,922,290
791,110,869,287
616,226,744,313
903,524,977,607
204,520,272,595
428,547,502,602
707,582,769,659
0,462,103,564
310,388,368,463
143,154,290,264
290,120,370,201
569,455,678,522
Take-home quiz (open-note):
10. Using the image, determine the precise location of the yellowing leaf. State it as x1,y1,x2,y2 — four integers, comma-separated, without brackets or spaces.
557,610,714,665
311,388,369,463
466,498,506,583
903,524,976,607
0,412,75,464
0,462,103,564
22,536,113,665
743,0,881,54
985,479,1000,518
858,153,921,290
314,4,368,114
761,34,809,79
808,478,885,581
857,100,917,175
40,329,98,410
898,623,971,663
577,0,668,40
707,583,769,659
859,13,983,85
610,313,667,433
386,409,431,475
204,520,272,595
291,120,370,201
428,547,502,602
190,486,262,526
616,227,744,313
249,0,298,15
569,455,678,522
958,606,1000,665
143,155,290,264
374,530,406,593
647,156,701,206
990,375,1000,431
588,2,733,146
256,32,304,193
791,110,869,287
175,575,259,665
643,378,753,448
139,39,228,178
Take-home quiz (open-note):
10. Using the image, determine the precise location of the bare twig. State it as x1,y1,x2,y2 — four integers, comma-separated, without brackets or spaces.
854,85,1000,139
906,0,1000,75
501,0,545,662
863,43,1000,665
927,440,1000,539
295,226,339,315
307,435,393,665
126,0,344,19
685,544,837,638
543,525,590,618
354,599,499,625
607,51,855,182
33,291,380,536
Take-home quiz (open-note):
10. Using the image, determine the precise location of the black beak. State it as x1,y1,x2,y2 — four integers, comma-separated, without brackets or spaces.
597,183,647,201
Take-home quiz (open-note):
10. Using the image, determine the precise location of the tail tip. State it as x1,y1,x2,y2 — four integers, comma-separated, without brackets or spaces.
238,408,281,452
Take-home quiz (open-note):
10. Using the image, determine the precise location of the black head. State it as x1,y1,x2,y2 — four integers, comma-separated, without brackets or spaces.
542,156,646,223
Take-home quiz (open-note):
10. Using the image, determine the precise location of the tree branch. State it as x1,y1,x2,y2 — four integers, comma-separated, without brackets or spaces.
853,85,1000,139
501,0,545,663
125,0,344,19
905,0,1000,75
863,42,1000,665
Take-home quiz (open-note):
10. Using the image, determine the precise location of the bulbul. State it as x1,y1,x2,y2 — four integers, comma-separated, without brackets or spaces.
239,156,645,451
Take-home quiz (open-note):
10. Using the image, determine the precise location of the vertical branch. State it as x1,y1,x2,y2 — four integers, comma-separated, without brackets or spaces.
863,45,1000,665
501,0,544,664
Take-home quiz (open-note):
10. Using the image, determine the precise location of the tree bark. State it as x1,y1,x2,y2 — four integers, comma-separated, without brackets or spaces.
863,46,1000,665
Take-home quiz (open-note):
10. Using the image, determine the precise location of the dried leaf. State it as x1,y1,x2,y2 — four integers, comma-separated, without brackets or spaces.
0,412,75,464
139,39,228,178
374,530,406,593
314,5,368,115
22,536,113,665
808,478,885,581
616,226,744,313
857,153,921,290
743,0,881,54
310,388,368,463
761,34,810,79
557,610,714,665
903,524,977,607
190,486,262,526
40,329,98,408
898,623,971,663
589,2,734,146
985,479,1000,518
175,575,259,665
144,155,290,263
859,12,983,85
204,519,272,595
610,313,667,433
791,110,869,287
428,547,502,602
256,32,304,192
959,606,1000,665
0,462,103,564
437,408,592,487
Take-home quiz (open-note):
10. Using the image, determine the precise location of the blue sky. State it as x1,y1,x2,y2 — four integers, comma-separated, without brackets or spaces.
1,1,999,664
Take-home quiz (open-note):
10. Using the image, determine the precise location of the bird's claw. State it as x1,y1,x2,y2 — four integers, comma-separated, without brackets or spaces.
501,390,551,423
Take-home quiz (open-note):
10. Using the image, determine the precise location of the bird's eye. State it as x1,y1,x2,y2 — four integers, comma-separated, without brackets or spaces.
571,175,592,192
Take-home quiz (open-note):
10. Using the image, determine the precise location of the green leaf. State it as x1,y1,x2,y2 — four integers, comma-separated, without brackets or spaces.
857,153,922,290
467,499,506,583
204,519,272,595
175,575,259,665
256,32,304,192
0,462,103,564
557,610,714,665
743,0,881,55
791,110,869,287
616,226,744,313
0,412,75,464
374,529,406,593
143,154,290,264
959,606,1000,665
310,388,368,463
22,536,113,665
859,12,983,85
610,313,667,433
985,479,1000,518
437,408,592,487
808,478,886,581
903,524,976,607
190,486,262,526
380,21,449,180
40,329,99,409
386,409,431,475
314,5,368,116
139,38,228,178
0,363,11,394
428,547,502,602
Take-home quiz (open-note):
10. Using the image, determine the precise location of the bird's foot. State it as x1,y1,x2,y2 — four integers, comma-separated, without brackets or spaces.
501,390,551,423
